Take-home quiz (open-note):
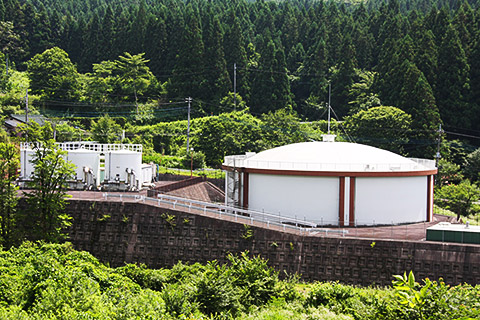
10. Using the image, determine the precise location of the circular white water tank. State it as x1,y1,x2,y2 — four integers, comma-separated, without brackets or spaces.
104,150,142,182
20,149,36,179
223,141,437,226
67,149,101,180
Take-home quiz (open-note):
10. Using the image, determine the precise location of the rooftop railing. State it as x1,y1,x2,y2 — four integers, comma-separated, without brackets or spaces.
223,155,436,172
21,142,142,153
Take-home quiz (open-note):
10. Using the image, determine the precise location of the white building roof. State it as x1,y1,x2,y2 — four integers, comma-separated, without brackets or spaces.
427,222,480,233
224,141,436,172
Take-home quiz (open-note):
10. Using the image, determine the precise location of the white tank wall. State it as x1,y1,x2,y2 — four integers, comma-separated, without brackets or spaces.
248,174,339,224
67,150,100,181
141,164,153,184
355,176,428,225
20,149,36,180
21,149,71,181
105,151,142,182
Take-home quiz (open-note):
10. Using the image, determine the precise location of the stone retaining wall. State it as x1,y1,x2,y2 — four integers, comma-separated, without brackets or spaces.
67,199,480,286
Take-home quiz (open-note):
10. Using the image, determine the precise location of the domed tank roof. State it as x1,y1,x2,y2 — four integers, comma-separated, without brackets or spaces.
225,141,436,172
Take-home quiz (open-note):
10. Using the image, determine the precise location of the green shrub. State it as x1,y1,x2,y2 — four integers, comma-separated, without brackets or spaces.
160,282,198,317
275,273,302,302
1,244,480,320
391,273,480,320
0,242,167,319
240,299,353,320
164,261,207,284
306,282,354,307
116,263,169,292
305,282,381,319
194,262,241,316
181,151,206,170
0,305,30,320
227,251,279,309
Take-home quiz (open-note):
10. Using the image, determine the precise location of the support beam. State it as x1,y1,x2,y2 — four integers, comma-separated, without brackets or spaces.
339,177,345,227
243,172,249,209
427,175,433,222
349,177,356,226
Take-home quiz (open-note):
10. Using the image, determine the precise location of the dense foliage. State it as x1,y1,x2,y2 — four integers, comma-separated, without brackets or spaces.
434,180,480,220
129,109,324,166
1,0,480,157
0,242,479,319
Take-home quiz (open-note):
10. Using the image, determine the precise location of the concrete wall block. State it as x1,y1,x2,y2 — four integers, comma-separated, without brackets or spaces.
63,199,480,286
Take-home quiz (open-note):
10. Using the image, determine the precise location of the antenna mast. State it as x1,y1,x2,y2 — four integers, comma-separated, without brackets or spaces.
327,82,331,134
186,97,192,152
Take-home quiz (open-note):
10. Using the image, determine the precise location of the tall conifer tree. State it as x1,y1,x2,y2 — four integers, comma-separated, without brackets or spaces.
224,9,249,101
436,23,470,128
468,32,480,131
399,62,441,158
167,5,204,100
202,14,231,109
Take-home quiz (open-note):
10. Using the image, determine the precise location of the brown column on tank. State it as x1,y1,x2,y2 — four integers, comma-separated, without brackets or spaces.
427,175,432,222
339,177,345,227
243,172,249,209
349,177,356,226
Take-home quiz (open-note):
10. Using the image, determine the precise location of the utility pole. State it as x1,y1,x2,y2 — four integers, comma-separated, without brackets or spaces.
435,124,443,166
25,88,29,123
233,63,237,111
435,124,443,185
186,97,192,152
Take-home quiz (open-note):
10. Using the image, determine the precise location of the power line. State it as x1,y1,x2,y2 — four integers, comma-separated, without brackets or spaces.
444,131,480,140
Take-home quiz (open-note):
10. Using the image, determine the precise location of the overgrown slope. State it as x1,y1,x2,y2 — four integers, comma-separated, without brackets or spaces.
0,242,479,319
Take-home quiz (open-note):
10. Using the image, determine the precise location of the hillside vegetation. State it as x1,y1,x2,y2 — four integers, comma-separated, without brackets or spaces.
1,0,480,158
0,242,479,319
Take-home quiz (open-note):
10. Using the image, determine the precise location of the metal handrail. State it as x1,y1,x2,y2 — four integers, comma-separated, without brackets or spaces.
100,192,347,235
223,155,436,172
72,192,442,240
21,142,143,153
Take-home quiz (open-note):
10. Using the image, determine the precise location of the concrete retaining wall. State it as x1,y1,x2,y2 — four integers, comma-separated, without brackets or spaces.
66,199,480,286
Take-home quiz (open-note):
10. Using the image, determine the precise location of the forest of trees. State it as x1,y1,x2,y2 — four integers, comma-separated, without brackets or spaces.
1,0,480,128
1,0,480,162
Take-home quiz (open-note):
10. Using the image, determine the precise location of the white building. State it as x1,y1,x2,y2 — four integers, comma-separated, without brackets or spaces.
222,135,437,226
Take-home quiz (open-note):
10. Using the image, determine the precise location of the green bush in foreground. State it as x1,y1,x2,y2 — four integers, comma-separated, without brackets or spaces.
0,242,479,319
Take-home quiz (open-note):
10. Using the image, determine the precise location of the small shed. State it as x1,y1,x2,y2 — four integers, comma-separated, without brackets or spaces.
427,222,480,244
5,114,48,133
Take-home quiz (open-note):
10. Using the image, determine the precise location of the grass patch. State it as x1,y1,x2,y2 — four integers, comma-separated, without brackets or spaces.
434,205,480,225
158,166,225,179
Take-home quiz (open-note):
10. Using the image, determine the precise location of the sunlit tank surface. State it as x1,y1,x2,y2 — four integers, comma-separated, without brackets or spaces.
66,148,100,182
104,150,142,183
20,148,36,180
223,136,438,227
